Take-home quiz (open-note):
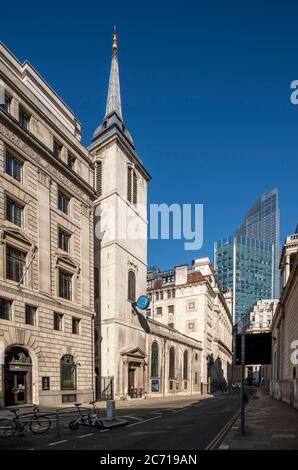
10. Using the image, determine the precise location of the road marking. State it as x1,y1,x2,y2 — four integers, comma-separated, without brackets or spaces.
120,415,143,421
78,433,93,439
48,440,67,446
100,429,110,433
127,416,161,428
172,408,188,414
150,412,163,416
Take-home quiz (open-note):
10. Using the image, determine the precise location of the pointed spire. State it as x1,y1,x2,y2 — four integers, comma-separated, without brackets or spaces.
105,27,122,120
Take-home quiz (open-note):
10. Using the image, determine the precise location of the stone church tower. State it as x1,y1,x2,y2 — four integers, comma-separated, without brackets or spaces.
89,31,151,399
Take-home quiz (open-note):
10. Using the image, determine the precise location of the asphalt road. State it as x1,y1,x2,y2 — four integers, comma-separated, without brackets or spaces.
0,390,249,450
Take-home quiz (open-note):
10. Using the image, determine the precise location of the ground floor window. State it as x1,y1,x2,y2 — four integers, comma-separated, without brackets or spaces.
61,355,76,390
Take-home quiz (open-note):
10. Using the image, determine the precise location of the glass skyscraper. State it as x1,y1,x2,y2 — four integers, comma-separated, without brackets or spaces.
214,236,274,324
234,187,280,298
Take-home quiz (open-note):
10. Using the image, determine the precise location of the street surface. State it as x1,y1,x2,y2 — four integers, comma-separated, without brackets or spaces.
0,390,251,450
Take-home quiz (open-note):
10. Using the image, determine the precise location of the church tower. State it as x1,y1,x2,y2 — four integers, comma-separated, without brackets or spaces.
90,30,151,399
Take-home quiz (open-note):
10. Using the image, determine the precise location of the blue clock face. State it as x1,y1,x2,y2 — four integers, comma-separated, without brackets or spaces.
136,295,150,310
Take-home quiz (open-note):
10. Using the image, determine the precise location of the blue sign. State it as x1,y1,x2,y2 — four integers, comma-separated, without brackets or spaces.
135,295,150,310
151,379,159,392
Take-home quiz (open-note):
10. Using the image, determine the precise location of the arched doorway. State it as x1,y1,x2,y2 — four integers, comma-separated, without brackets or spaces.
4,346,32,406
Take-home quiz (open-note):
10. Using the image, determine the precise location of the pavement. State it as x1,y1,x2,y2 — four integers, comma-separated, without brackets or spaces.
219,389,298,450
0,390,247,450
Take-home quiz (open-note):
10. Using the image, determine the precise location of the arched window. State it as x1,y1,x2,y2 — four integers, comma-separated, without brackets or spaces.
151,342,159,378
127,166,138,205
169,347,175,379
183,350,188,380
128,270,136,302
133,170,138,205
61,355,76,390
127,166,132,203
94,160,102,196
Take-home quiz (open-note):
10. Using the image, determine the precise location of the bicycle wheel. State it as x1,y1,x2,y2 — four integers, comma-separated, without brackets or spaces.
69,419,80,430
95,419,104,430
0,418,17,438
30,416,51,434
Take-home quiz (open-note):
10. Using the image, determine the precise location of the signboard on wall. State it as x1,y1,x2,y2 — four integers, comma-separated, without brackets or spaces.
151,379,159,392
42,376,50,391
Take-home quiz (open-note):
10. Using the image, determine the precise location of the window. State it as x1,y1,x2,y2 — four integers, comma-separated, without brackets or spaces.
53,139,62,158
58,228,70,252
195,372,198,385
68,153,76,170
167,290,171,299
172,289,176,298
59,269,72,300
169,347,175,379
133,170,138,205
146,308,151,317
127,167,132,203
160,291,164,300
58,190,70,215
0,95,11,113
72,317,80,335
0,298,12,321
5,151,22,182
127,166,138,205
156,307,162,317
151,342,159,378
61,355,76,390
94,161,102,196
183,350,188,380
168,305,174,316
54,312,63,331
155,292,159,301
25,305,36,326
6,246,26,283
168,322,174,329
19,108,30,129
128,270,136,302
6,197,23,227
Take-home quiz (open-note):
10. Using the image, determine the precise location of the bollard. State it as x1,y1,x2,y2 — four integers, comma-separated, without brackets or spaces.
106,400,115,422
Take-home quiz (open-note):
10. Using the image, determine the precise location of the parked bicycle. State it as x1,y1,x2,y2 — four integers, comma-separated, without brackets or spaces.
69,401,104,431
0,405,51,438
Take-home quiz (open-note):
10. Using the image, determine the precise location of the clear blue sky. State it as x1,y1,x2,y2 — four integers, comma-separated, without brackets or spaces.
1,0,298,270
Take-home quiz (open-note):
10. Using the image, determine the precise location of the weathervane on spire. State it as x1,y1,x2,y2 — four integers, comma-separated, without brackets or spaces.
112,26,118,55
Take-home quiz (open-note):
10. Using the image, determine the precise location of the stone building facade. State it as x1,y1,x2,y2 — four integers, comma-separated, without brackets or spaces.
147,258,233,393
270,227,298,408
0,42,95,407
91,32,202,400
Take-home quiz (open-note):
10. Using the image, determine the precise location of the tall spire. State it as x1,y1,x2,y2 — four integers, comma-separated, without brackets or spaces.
105,27,122,120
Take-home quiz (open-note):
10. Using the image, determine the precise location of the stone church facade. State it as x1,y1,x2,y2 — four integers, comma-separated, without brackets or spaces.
91,32,202,400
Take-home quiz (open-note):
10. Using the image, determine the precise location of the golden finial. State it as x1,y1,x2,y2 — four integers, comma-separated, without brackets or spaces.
112,26,118,54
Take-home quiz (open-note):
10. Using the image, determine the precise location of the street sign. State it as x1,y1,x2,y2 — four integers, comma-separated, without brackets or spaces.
133,295,150,311
235,333,272,365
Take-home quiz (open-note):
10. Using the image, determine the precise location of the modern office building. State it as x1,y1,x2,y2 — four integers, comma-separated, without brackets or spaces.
234,188,280,298
214,236,274,324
